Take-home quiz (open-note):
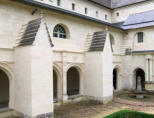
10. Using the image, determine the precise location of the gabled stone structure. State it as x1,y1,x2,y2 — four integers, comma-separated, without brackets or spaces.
14,18,54,118
85,30,113,103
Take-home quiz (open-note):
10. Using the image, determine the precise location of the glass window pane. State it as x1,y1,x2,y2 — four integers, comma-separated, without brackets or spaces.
53,25,67,39
53,33,58,37
138,32,143,43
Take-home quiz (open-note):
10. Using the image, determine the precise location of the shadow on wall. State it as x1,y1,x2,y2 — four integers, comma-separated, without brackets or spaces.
0,69,9,108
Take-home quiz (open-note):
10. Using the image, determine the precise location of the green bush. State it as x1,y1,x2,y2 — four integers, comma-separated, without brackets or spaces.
104,110,154,118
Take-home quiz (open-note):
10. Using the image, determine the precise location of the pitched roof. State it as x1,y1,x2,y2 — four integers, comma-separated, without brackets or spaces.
18,18,54,47
112,22,124,29
90,0,148,9
123,10,154,29
89,31,107,51
111,0,147,8
90,0,111,8
19,18,41,46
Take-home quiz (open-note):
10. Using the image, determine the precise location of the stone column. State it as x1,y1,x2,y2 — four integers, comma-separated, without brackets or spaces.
145,55,154,91
62,53,68,103
145,55,153,82
145,58,149,82
150,59,153,82
62,69,68,102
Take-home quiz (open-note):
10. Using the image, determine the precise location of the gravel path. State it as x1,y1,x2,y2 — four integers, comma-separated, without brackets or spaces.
54,101,154,118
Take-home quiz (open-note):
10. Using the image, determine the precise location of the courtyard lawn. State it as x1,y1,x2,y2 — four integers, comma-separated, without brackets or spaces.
104,110,154,118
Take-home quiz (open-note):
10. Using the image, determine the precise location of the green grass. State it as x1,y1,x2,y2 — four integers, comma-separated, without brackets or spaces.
104,110,154,118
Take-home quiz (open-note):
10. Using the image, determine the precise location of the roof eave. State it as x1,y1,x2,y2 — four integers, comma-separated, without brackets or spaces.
132,50,154,54
13,0,123,30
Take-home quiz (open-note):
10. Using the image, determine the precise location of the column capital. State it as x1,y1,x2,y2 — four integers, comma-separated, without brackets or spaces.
145,55,153,60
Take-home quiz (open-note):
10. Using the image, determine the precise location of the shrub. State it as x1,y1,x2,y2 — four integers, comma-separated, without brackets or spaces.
104,110,154,118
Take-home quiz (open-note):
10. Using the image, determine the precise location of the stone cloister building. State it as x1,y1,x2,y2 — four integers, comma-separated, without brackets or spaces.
1,0,154,117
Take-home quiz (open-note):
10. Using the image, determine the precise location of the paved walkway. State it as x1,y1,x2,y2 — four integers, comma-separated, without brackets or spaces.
54,101,154,118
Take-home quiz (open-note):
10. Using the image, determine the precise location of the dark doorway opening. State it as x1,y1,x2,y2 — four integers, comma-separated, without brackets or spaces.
135,68,145,90
67,67,80,96
113,69,117,90
0,69,9,108
53,70,58,100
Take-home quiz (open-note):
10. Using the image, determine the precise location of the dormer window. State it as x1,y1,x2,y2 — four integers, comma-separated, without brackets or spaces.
137,32,143,43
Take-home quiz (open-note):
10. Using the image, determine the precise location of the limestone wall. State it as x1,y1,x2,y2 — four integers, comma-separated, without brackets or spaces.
34,0,112,22
126,27,154,51
84,52,104,100
14,46,32,115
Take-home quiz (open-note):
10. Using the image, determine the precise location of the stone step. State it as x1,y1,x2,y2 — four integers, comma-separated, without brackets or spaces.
0,109,20,118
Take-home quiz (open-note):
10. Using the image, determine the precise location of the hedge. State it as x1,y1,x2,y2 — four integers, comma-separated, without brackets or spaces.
104,110,154,118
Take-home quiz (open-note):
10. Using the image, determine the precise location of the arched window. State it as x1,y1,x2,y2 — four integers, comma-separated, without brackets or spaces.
53,25,67,39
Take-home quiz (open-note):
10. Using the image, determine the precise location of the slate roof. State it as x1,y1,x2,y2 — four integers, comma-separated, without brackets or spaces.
90,0,111,8
111,0,147,8
112,22,124,29
19,18,54,47
90,0,148,9
89,31,107,51
19,18,41,46
123,10,154,29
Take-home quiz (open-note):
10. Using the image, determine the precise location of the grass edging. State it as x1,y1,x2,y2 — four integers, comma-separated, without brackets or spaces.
104,110,154,118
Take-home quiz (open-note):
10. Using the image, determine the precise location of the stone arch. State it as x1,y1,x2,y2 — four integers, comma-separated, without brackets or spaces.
134,68,145,90
66,64,83,97
0,63,13,109
53,64,62,79
53,64,62,102
66,63,83,76
53,23,70,39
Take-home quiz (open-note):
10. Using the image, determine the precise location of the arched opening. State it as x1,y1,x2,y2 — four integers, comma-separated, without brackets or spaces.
0,69,9,108
67,67,80,96
53,70,58,101
135,68,145,90
113,68,118,90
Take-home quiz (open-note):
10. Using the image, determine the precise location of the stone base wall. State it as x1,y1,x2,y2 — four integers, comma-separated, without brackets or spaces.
145,83,154,91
